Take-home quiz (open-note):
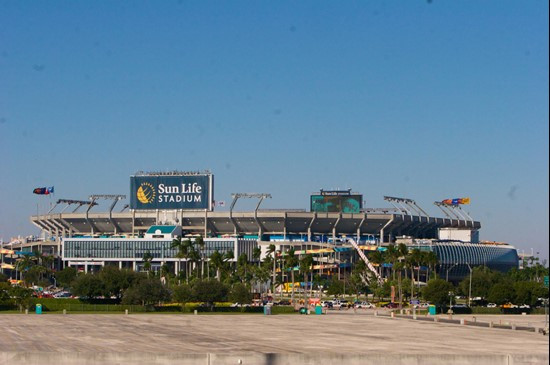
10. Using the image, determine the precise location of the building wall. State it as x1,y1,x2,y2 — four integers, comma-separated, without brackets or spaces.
417,242,519,283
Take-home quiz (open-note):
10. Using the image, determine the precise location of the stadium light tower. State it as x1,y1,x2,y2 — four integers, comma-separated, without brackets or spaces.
383,196,429,217
88,195,127,234
229,193,272,235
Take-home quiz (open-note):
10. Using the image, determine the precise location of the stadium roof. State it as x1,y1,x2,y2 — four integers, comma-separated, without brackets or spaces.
30,210,480,239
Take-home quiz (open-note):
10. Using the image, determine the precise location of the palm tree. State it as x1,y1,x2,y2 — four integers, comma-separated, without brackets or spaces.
188,248,202,279
194,235,205,278
300,254,314,304
427,251,439,280
266,244,277,295
386,244,399,280
285,248,299,305
15,254,36,284
171,238,192,283
142,250,153,277
369,250,385,279
209,250,224,281
253,247,262,267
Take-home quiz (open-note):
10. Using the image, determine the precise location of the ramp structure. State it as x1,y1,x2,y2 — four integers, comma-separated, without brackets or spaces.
346,238,384,284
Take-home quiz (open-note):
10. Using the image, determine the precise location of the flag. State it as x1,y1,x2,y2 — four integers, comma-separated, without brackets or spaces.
441,197,470,205
33,186,54,195
217,201,226,207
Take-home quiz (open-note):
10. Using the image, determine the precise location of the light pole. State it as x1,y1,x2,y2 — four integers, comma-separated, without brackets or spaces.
466,263,473,307
445,263,459,282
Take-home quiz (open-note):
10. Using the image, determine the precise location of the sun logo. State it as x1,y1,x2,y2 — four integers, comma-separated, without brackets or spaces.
136,182,156,204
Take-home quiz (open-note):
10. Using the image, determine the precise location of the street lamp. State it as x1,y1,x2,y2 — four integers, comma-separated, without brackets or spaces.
445,263,459,282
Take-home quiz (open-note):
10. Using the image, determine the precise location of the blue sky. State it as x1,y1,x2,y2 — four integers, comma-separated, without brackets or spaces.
1,1,548,259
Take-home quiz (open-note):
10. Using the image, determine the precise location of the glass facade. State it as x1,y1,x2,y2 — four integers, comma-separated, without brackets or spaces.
416,242,519,282
63,238,243,261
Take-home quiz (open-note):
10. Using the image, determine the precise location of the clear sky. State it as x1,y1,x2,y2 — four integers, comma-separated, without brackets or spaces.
1,1,548,260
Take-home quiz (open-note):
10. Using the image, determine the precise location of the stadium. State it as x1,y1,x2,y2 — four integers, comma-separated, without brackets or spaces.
4,171,518,283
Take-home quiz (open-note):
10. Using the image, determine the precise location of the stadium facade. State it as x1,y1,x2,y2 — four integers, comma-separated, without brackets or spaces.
9,171,519,282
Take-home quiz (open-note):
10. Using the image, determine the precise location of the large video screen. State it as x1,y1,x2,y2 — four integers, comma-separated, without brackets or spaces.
310,195,362,213
130,175,212,210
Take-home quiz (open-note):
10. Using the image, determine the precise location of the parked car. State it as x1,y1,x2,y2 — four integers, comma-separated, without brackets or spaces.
486,303,497,308
230,303,251,307
321,301,333,309
382,302,399,309
354,301,376,309
519,304,530,309
53,291,72,298
275,300,291,306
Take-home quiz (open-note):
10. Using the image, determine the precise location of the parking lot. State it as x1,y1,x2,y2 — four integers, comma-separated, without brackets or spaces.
0,313,547,361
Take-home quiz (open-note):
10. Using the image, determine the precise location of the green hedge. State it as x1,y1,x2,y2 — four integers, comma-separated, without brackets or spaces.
29,298,145,313
470,307,545,315
1,299,297,314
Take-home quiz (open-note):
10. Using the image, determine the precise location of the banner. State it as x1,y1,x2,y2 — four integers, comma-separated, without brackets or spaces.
442,197,470,205
33,186,54,195
130,175,212,210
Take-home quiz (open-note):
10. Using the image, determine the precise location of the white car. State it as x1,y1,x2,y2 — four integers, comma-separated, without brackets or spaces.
486,303,497,308
354,301,376,309
519,304,530,309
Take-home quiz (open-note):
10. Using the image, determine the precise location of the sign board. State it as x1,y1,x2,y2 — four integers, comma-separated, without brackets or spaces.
130,174,213,211
544,276,549,288
310,194,362,213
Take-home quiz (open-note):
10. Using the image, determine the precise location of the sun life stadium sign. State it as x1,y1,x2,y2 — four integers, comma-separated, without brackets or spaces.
130,174,213,211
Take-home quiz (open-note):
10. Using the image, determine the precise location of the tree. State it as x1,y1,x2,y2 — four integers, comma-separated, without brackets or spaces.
194,235,205,278
0,282,11,302
422,279,454,307
9,285,33,311
458,266,498,299
55,267,77,288
487,283,516,305
209,250,224,281
72,274,105,299
300,254,314,300
266,244,277,294
424,251,439,281
142,251,153,276
514,281,547,306
284,249,299,305
173,284,194,304
192,279,229,309
122,278,171,306
171,237,191,283
236,253,250,284
326,280,345,296
385,244,399,280
229,283,252,305
15,254,36,283
99,266,139,300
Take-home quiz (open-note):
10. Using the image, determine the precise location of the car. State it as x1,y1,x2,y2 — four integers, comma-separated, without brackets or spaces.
354,301,376,309
486,303,497,308
230,303,250,307
451,304,468,308
275,300,291,306
53,291,72,298
321,301,333,309
382,302,400,309
519,304,530,309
